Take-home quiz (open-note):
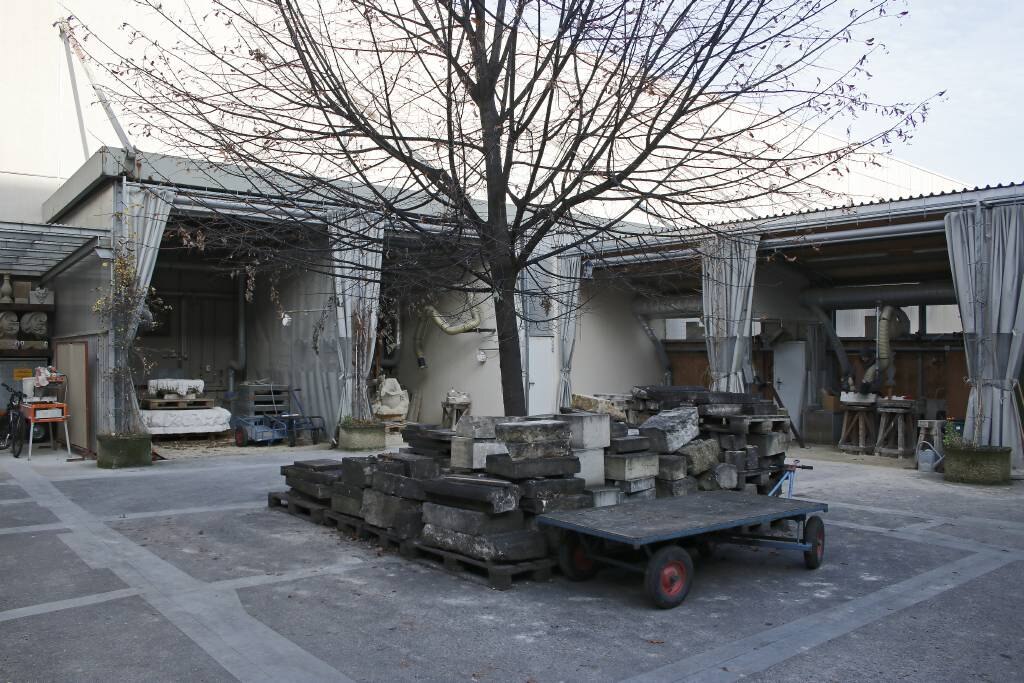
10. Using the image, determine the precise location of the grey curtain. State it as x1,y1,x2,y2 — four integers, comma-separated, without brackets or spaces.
945,205,1024,468
556,254,583,409
332,214,383,422
701,235,759,393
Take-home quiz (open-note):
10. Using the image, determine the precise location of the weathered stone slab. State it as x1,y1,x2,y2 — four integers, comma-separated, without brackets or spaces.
724,449,748,471
331,494,363,517
290,459,346,472
519,477,586,499
679,439,720,475
655,477,697,498
280,465,345,485
361,489,403,527
391,452,440,480
604,452,658,481
608,435,650,454
332,482,364,502
372,471,426,500
495,420,571,443
657,455,689,481
455,415,523,439
285,477,332,501
610,421,628,437
624,488,656,503
450,437,509,470
574,448,605,487
744,445,760,470
747,431,789,457
420,524,547,562
587,486,624,507
422,476,520,513
485,454,580,480
639,407,699,453
520,494,592,514
340,456,383,488
553,412,611,449
392,501,424,539
714,463,739,490
504,439,570,460
612,477,655,494
421,502,524,535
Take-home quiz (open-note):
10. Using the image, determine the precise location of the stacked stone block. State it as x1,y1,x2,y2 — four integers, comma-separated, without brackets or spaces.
281,459,347,507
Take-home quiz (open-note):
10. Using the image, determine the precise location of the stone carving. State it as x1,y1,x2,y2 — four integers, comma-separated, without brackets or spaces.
20,312,48,338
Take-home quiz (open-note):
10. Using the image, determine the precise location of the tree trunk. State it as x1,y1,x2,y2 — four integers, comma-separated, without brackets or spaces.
493,277,527,416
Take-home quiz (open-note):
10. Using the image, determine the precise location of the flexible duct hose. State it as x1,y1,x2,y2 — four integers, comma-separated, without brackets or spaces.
861,305,909,393
414,302,482,369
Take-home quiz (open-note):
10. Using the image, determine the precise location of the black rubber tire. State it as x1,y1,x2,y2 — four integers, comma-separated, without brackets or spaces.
234,426,249,448
558,534,599,581
10,416,24,458
310,428,321,446
0,417,11,451
645,545,694,609
803,516,826,569
288,428,297,448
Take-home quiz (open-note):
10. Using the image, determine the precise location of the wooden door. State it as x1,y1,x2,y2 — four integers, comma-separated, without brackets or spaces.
55,341,90,453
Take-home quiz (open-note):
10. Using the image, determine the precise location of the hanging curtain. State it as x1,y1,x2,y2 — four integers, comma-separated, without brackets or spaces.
556,254,583,409
701,235,759,393
332,213,384,422
945,205,1024,468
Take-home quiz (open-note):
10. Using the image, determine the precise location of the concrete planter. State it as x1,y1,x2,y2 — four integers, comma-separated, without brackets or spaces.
337,423,386,451
943,444,1011,485
97,434,153,469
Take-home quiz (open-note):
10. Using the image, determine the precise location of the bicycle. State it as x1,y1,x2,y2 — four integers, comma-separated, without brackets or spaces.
0,382,27,458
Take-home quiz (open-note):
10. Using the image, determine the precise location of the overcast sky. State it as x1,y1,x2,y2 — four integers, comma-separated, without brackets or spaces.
836,0,1024,187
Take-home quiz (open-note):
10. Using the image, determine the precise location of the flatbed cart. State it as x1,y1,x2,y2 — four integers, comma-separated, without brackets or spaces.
537,491,827,609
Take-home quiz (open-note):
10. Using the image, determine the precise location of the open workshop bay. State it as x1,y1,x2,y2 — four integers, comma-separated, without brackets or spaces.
1,448,1022,682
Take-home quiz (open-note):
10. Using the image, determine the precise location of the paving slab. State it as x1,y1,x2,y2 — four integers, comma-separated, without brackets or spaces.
0,531,126,611
0,501,60,528
0,595,235,682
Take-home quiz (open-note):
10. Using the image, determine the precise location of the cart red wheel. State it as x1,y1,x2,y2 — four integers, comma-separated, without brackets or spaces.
803,516,825,569
310,428,321,445
558,534,599,581
234,426,249,447
645,546,694,609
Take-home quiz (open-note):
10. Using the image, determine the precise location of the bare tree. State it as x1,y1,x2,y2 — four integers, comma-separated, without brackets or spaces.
84,0,932,415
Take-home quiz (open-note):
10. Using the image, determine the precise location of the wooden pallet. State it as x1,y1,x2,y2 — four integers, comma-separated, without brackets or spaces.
267,490,328,524
323,509,366,537
404,541,554,590
700,414,790,434
142,397,216,410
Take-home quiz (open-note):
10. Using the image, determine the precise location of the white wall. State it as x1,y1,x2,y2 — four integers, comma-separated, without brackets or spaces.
571,281,666,397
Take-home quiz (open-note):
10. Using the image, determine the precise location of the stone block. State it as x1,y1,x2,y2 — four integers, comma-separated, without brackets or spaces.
454,415,524,439
553,412,611,449
679,439,720,475
604,452,658,481
624,488,656,503
744,446,760,471
520,494,592,514
748,431,789,457
450,437,509,470
724,450,747,471
608,435,650,453
280,465,344,486
421,502,525,535
372,471,426,500
587,486,624,507
612,477,655,494
520,477,586,499
331,494,363,517
639,407,699,453
696,470,718,491
714,463,739,490
332,482,364,502
504,439,571,460
656,477,697,498
485,454,580,480
610,421,628,437
743,483,759,495
392,501,424,539
573,448,605,487
391,452,440,479
420,525,547,562
657,455,688,481
340,456,381,488
290,459,345,472
361,489,403,528
495,420,571,443
422,475,521,513
285,477,332,501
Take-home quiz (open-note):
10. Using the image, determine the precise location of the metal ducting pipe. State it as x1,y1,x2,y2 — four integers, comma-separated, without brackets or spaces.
379,308,401,370
227,274,247,395
808,304,852,387
634,313,673,385
631,295,703,318
800,283,955,309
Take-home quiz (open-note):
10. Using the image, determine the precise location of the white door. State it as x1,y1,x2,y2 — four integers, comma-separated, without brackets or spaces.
773,341,806,432
527,336,557,415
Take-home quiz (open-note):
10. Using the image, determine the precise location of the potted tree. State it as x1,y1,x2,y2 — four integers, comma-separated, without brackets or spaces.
337,416,386,451
942,420,1012,485
92,240,159,468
